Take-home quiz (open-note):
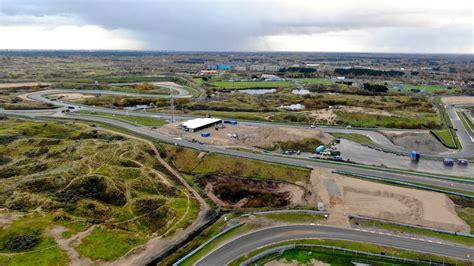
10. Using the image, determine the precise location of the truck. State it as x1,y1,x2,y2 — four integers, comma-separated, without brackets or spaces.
410,150,420,162
224,120,238,125
315,145,325,154
443,158,455,167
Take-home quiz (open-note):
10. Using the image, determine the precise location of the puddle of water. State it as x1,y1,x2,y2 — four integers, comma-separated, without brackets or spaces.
240,89,276,95
292,89,310,95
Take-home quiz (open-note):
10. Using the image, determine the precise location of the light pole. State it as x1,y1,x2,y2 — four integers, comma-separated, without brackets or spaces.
171,95,175,122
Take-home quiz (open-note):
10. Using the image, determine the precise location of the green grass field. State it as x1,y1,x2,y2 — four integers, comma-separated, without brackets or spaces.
166,146,311,183
402,84,452,92
262,213,326,223
77,111,167,127
432,129,457,148
76,227,145,261
294,78,334,85
190,110,270,121
330,133,376,146
210,81,294,89
335,111,442,129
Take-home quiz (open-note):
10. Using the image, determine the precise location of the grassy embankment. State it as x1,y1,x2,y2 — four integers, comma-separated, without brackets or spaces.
98,75,178,83
165,145,311,183
450,196,474,234
401,84,455,93
77,111,167,127
230,239,466,266
0,118,196,263
330,133,376,147
431,96,460,149
349,217,474,247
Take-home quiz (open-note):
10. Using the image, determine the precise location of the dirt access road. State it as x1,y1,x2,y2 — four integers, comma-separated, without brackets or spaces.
310,167,469,232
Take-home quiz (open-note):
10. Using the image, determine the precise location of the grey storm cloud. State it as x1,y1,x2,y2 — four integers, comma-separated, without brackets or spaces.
1,0,472,52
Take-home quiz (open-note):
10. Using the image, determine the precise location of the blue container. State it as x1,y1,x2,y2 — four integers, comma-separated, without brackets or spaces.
217,64,231,70
411,150,420,161
315,145,325,154
201,132,211,138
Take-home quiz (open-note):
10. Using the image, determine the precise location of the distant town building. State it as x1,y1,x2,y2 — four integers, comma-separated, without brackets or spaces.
264,65,283,72
249,64,265,71
234,66,247,71
217,64,231,70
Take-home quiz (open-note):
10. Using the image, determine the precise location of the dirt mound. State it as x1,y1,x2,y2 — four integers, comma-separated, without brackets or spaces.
50,93,94,102
382,131,448,153
238,126,333,149
203,176,306,209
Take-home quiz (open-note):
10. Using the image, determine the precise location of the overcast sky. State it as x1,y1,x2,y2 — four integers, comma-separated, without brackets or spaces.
1,0,473,53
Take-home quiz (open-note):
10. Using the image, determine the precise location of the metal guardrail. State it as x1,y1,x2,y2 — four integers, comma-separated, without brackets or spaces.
350,215,474,238
241,209,328,217
172,222,244,266
334,170,474,199
240,244,446,266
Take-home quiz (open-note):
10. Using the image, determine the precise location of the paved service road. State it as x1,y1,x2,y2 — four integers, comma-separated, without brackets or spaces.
24,89,474,159
1,110,472,193
197,225,474,265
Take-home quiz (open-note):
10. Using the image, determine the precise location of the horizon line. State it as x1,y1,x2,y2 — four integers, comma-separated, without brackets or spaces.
1,49,472,56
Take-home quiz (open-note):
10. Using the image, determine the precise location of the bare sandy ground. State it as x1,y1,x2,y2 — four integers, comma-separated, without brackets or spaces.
310,168,470,232
442,96,474,105
308,109,337,123
158,123,334,149
46,225,94,266
0,211,23,229
50,93,95,102
0,82,51,89
343,106,394,116
308,106,394,124
380,130,449,153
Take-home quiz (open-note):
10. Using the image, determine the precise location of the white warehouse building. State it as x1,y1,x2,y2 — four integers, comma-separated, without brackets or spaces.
181,118,223,132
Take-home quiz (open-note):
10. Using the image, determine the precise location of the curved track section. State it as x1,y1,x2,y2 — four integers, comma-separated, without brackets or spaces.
19,89,474,159
197,225,474,265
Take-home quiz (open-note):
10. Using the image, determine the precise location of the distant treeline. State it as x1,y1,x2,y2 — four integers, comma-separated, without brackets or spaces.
334,68,404,77
279,67,316,74
98,75,177,83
